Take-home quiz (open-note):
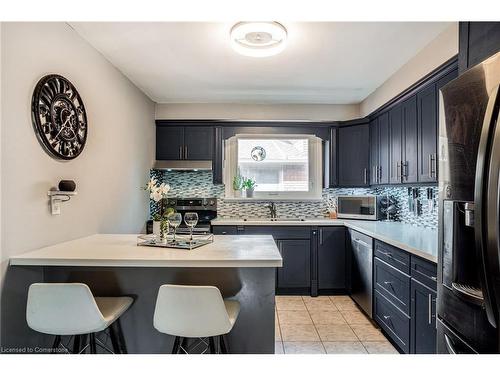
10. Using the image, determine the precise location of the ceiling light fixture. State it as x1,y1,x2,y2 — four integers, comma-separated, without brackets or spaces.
230,21,287,57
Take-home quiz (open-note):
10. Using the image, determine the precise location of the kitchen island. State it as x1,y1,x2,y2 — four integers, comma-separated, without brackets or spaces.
9,234,282,354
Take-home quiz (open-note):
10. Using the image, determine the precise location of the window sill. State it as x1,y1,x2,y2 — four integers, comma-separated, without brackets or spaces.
222,197,323,202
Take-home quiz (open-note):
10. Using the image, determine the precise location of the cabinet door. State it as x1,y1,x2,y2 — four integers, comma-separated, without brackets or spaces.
463,22,500,71
417,84,437,182
378,112,390,185
156,126,184,160
318,227,346,290
389,105,403,184
184,126,214,160
410,279,437,354
402,95,418,183
369,118,379,185
338,124,370,186
277,239,311,289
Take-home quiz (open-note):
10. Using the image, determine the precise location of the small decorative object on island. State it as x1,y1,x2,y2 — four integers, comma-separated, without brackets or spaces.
232,168,244,198
31,74,88,160
144,177,171,238
242,177,257,198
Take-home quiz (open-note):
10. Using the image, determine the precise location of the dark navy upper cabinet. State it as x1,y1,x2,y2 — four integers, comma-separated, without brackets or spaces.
369,118,379,185
318,227,346,290
459,22,500,74
338,123,370,187
402,95,418,184
410,278,437,354
378,112,390,185
417,83,438,183
389,105,403,184
156,126,184,160
156,125,214,161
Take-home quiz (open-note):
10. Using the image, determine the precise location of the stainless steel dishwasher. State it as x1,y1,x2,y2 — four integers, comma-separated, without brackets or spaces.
349,229,373,317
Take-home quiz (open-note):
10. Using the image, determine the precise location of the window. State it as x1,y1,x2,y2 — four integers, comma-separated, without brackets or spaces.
224,134,323,200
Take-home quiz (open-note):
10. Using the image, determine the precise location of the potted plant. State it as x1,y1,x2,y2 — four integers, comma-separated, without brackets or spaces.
243,177,257,198
232,169,244,198
144,177,170,236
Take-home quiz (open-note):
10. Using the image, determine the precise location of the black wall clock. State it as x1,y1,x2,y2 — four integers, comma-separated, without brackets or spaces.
31,74,88,160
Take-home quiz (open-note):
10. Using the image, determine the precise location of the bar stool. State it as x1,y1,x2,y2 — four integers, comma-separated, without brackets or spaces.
26,283,133,354
153,284,240,354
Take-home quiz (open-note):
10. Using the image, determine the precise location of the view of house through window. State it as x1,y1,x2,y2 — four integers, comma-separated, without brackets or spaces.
237,138,309,192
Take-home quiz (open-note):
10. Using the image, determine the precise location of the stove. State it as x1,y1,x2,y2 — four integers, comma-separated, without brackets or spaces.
147,197,217,235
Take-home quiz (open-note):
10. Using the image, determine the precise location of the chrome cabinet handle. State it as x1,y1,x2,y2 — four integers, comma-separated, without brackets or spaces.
428,154,433,178
363,168,368,184
432,153,437,178
184,146,188,159
378,165,382,183
428,294,433,325
179,146,183,159
396,162,401,180
319,229,323,245
383,315,391,320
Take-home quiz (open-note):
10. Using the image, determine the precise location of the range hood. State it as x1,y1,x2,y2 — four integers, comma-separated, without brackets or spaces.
152,160,213,171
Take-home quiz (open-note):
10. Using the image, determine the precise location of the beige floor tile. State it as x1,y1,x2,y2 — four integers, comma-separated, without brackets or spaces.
309,310,346,325
303,297,337,311
329,295,353,304
276,297,307,311
278,310,313,325
363,341,399,354
334,300,361,312
275,322,282,341
283,342,326,354
323,341,368,354
341,310,373,325
274,341,284,354
315,323,358,341
280,324,320,342
351,324,386,341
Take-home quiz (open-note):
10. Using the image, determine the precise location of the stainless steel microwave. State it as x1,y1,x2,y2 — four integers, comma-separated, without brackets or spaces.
337,195,380,220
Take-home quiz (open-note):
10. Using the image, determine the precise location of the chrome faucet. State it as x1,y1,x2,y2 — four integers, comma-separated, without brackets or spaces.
267,202,277,220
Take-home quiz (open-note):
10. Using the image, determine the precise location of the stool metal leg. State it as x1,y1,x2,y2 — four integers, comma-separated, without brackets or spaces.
72,335,81,354
108,323,121,354
208,337,217,354
219,335,228,354
171,336,180,354
52,335,61,352
89,333,97,354
115,319,128,354
179,338,188,354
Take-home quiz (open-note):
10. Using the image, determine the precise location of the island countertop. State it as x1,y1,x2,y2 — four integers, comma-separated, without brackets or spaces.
9,234,283,268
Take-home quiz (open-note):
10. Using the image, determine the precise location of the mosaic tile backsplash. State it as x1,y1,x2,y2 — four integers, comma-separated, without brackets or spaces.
150,170,438,229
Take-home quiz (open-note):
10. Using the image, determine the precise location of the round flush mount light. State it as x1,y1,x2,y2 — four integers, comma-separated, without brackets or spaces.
230,21,287,57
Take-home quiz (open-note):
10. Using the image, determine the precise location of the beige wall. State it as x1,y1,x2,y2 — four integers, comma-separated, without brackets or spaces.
360,23,459,117
155,103,360,122
0,23,155,346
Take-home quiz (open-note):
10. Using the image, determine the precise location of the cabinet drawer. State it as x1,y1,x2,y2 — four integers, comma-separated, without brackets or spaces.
374,290,410,353
374,258,411,315
242,226,311,240
374,240,410,274
410,256,437,290
212,226,237,235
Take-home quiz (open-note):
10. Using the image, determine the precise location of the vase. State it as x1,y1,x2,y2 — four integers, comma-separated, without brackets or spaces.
234,190,242,198
153,221,161,236
246,187,254,198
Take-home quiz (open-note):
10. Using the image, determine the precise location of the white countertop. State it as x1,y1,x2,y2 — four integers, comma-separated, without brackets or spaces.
211,218,438,263
9,234,283,268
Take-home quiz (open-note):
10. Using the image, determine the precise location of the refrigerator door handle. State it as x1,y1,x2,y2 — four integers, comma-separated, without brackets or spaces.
474,84,500,328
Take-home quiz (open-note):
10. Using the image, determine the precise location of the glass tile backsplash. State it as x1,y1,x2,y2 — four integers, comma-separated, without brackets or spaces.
150,170,438,229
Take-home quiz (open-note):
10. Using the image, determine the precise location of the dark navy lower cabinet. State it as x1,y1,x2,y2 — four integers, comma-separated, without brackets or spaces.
374,290,410,353
318,227,346,291
410,278,437,354
277,239,311,289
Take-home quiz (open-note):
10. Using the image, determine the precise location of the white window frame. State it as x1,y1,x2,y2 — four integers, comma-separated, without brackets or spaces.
224,134,323,200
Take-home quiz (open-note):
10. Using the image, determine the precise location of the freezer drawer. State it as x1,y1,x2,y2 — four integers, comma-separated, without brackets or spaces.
437,318,477,354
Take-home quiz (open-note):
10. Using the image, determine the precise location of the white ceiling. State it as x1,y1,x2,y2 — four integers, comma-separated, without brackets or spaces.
70,22,451,105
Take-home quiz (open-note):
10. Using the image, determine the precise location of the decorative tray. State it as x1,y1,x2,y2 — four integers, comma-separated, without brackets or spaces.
137,233,214,250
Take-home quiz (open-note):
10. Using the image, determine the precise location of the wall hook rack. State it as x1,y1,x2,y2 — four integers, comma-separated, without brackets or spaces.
48,190,77,215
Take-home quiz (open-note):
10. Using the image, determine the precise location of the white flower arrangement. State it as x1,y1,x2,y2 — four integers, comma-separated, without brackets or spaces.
144,177,170,202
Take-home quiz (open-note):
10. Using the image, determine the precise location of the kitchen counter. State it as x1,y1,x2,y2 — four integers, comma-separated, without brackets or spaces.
9,234,283,268
211,218,438,263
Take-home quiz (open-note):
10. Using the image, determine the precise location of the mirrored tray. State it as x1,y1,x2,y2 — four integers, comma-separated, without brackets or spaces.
137,233,214,250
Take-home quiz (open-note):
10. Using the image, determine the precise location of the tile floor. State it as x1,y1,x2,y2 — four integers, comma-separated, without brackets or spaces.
274,295,399,354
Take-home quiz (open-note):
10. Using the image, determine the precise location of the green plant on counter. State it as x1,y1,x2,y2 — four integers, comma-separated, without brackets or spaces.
242,177,257,190
232,169,244,191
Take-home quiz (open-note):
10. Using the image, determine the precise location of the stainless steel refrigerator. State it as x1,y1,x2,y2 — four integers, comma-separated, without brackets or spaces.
438,51,500,353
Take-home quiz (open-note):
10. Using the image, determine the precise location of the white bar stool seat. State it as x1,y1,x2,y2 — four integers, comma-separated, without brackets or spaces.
26,283,133,354
153,284,240,354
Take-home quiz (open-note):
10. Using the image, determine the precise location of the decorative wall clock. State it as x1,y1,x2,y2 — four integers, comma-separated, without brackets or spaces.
31,74,88,160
